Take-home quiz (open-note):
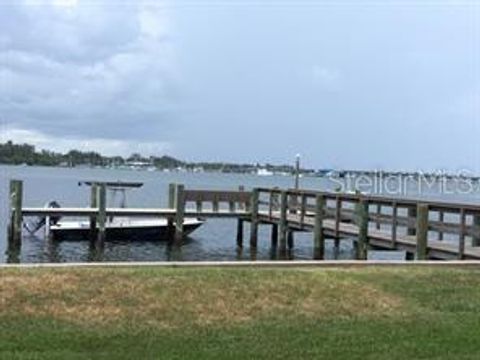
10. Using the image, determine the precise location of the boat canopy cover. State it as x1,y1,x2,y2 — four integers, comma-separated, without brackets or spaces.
78,181,144,189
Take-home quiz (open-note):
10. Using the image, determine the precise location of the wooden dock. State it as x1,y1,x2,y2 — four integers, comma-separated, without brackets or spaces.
7,179,480,261
250,188,480,260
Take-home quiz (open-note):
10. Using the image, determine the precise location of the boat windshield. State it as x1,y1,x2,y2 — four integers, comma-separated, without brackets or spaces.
78,181,144,208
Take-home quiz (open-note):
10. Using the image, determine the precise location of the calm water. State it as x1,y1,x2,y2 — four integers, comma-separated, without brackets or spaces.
1,165,480,263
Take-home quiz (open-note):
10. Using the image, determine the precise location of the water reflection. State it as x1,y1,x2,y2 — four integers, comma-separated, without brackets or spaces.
232,245,300,261
88,241,105,262
166,244,183,261
44,237,61,262
7,232,358,263
6,246,20,264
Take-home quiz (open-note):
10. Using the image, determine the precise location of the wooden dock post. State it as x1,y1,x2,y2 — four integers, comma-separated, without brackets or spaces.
375,204,381,230
334,196,341,250
356,198,369,260
391,202,398,249
313,194,325,259
459,208,466,259
96,183,106,245
229,200,235,213
438,211,444,241
271,223,278,248
238,185,245,210
167,183,176,240
279,191,288,253
334,196,341,237
168,183,176,208
212,194,219,212
407,206,417,236
249,188,259,248
416,204,429,260
174,184,185,245
8,179,23,248
7,182,23,264
236,185,246,248
472,214,480,246
287,230,294,250
89,183,98,239
236,218,244,248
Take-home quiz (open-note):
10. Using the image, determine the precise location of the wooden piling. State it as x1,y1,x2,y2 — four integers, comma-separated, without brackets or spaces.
279,191,288,252
229,201,235,213
313,195,325,259
334,196,341,250
174,184,185,245
472,214,480,246
375,204,381,230
238,185,245,211
289,193,298,215
356,198,369,260
268,192,274,218
416,204,429,260
168,183,176,208
438,211,444,241
272,189,280,211
408,206,417,236
8,179,23,248
89,183,98,239
391,202,398,248
213,194,219,213
271,223,278,248
287,230,294,250
236,219,244,248
167,183,176,241
249,188,259,248
459,208,466,260
300,194,307,228
96,183,106,245
334,196,341,238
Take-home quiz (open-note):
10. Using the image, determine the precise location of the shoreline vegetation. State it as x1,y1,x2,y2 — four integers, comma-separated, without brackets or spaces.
0,140,309,175
2,141,479,181
1,266,480,359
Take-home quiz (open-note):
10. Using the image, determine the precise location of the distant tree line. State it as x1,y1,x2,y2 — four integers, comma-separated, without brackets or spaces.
0,140,307,174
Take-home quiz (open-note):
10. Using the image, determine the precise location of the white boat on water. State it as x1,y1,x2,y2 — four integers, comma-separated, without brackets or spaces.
257,168,274,176
49,217,203,241
25,181,204,241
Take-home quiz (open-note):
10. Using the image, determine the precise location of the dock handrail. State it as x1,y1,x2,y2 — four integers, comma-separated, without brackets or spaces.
255,187,480,259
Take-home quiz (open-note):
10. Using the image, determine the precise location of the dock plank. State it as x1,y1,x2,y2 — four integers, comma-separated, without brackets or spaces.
21,207,250,219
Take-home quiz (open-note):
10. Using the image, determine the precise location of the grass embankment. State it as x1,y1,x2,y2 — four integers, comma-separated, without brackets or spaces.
1,266,480,359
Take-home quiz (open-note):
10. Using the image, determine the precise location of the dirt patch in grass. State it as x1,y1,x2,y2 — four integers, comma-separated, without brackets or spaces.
0,268,406,329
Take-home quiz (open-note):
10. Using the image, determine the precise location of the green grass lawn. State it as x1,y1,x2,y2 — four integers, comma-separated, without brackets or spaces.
1,266,480,359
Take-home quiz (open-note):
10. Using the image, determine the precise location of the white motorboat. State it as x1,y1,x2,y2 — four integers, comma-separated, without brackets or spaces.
26,181,204,241
49,217,203,241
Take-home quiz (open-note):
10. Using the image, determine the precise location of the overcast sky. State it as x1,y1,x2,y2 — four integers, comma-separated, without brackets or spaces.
1,0,479,172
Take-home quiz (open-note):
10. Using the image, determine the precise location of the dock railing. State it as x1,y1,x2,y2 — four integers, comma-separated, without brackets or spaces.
255,187,480,260
172,184,252,244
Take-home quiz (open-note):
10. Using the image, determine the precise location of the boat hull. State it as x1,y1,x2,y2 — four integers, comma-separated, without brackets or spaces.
49,218,204,241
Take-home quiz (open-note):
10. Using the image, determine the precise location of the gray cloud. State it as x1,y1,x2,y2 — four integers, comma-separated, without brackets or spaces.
0,0,175,154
